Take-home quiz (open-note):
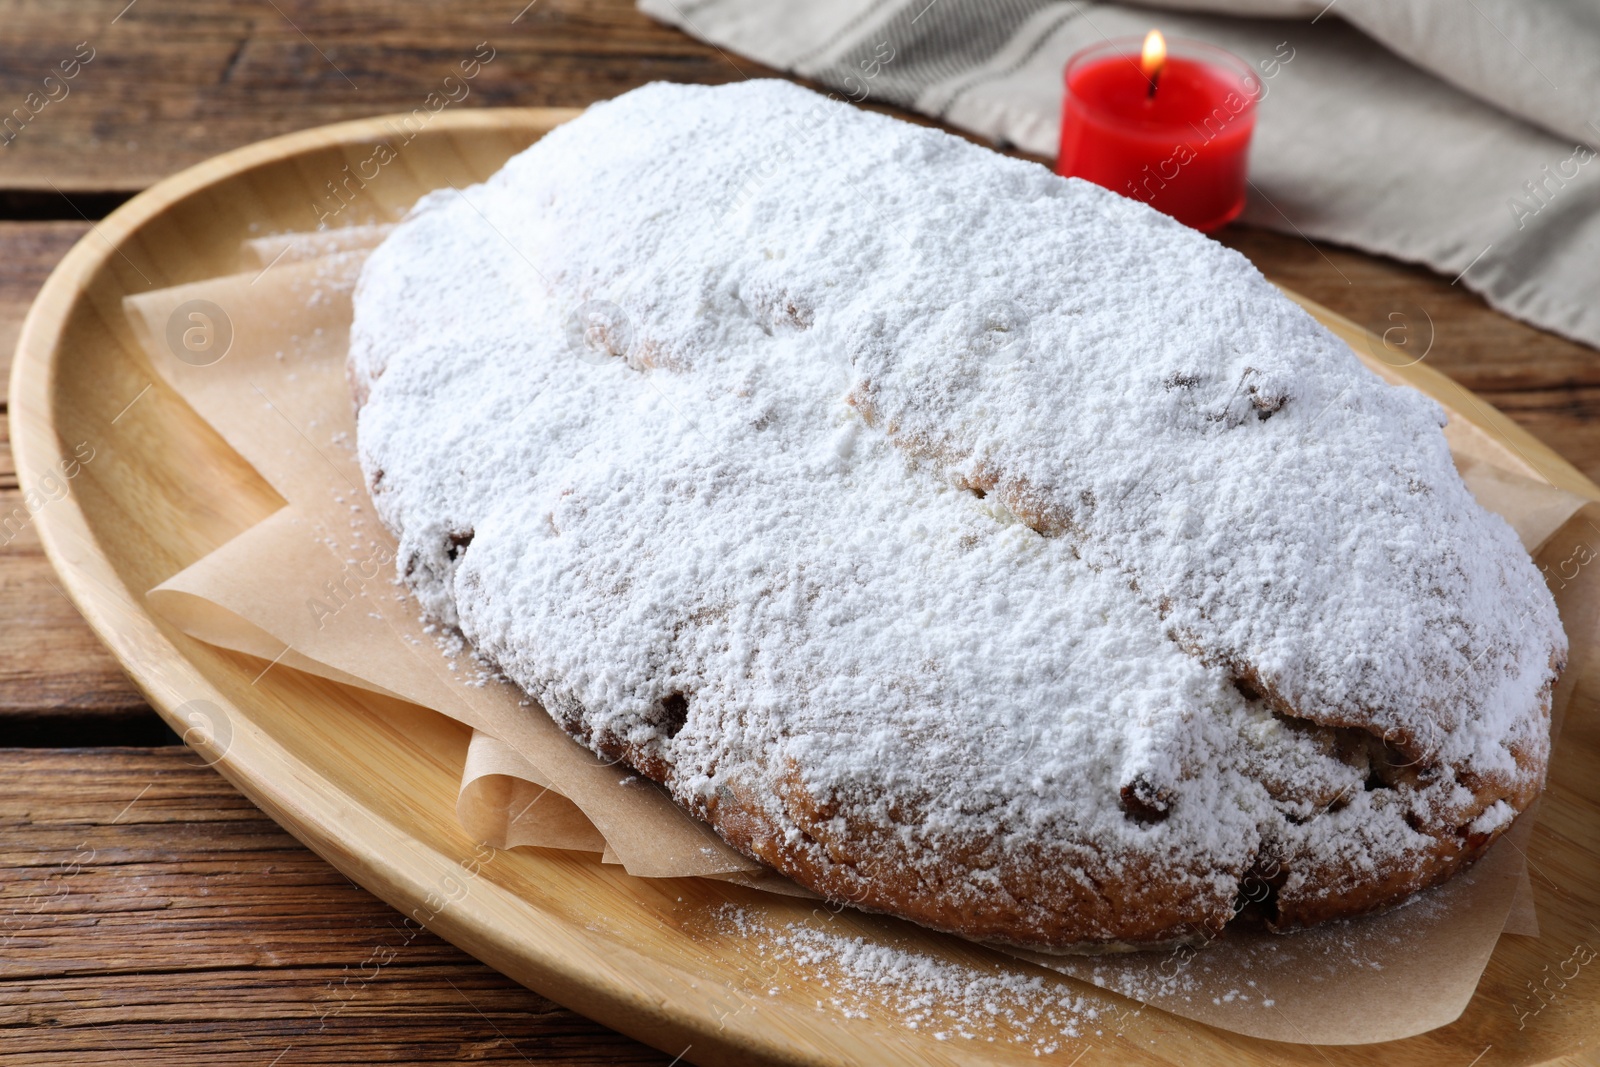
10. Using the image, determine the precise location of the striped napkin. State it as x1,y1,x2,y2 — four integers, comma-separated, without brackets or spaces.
641,0,1600,350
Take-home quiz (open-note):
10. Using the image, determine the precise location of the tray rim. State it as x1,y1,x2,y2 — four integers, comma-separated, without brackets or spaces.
11,107,1599,1067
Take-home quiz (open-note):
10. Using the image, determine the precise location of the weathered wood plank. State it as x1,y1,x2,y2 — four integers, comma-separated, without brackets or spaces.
0,454,155,731
0,477,155,731
0,222,87,400
0,223,161,732
0,0,772,193
0,747,672,1064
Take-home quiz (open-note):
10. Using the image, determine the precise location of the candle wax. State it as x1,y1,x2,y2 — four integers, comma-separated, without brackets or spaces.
1057,54,1256,232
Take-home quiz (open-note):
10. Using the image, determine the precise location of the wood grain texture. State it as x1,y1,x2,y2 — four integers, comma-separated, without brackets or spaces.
0,460,159,733
0,0,774,193
0,223,88,388
0,747,671,1064
0,220,158,733
9,107,1600,1067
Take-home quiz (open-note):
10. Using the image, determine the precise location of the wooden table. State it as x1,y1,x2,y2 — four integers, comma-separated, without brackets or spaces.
2,2,1595,1063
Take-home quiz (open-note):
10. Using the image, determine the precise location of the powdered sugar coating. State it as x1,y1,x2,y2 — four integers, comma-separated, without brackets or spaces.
350,81,1561,947
713,905,1105,1052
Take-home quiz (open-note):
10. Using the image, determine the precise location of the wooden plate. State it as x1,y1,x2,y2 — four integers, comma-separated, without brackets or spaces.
12,109,1600,1066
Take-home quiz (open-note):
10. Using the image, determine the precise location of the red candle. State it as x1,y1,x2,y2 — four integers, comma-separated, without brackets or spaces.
1057,32,1259,231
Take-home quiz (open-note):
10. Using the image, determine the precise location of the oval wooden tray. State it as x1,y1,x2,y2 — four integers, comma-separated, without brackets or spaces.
12,109,1600,1066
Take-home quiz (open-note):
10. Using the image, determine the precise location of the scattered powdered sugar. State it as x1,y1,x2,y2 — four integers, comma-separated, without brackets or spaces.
715,905,1104,1054
349,80,1561,947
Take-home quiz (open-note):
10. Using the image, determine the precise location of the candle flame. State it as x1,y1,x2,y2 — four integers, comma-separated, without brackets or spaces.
1141,28,1167,84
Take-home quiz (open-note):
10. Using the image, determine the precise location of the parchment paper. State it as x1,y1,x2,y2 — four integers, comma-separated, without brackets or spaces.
128,252,759,880
125,236,1593,1044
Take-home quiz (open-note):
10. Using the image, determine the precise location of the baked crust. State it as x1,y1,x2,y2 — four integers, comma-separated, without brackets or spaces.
554,666,1555,950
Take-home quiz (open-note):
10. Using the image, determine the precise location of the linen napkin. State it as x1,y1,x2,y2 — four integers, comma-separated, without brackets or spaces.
639,0,1600,350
